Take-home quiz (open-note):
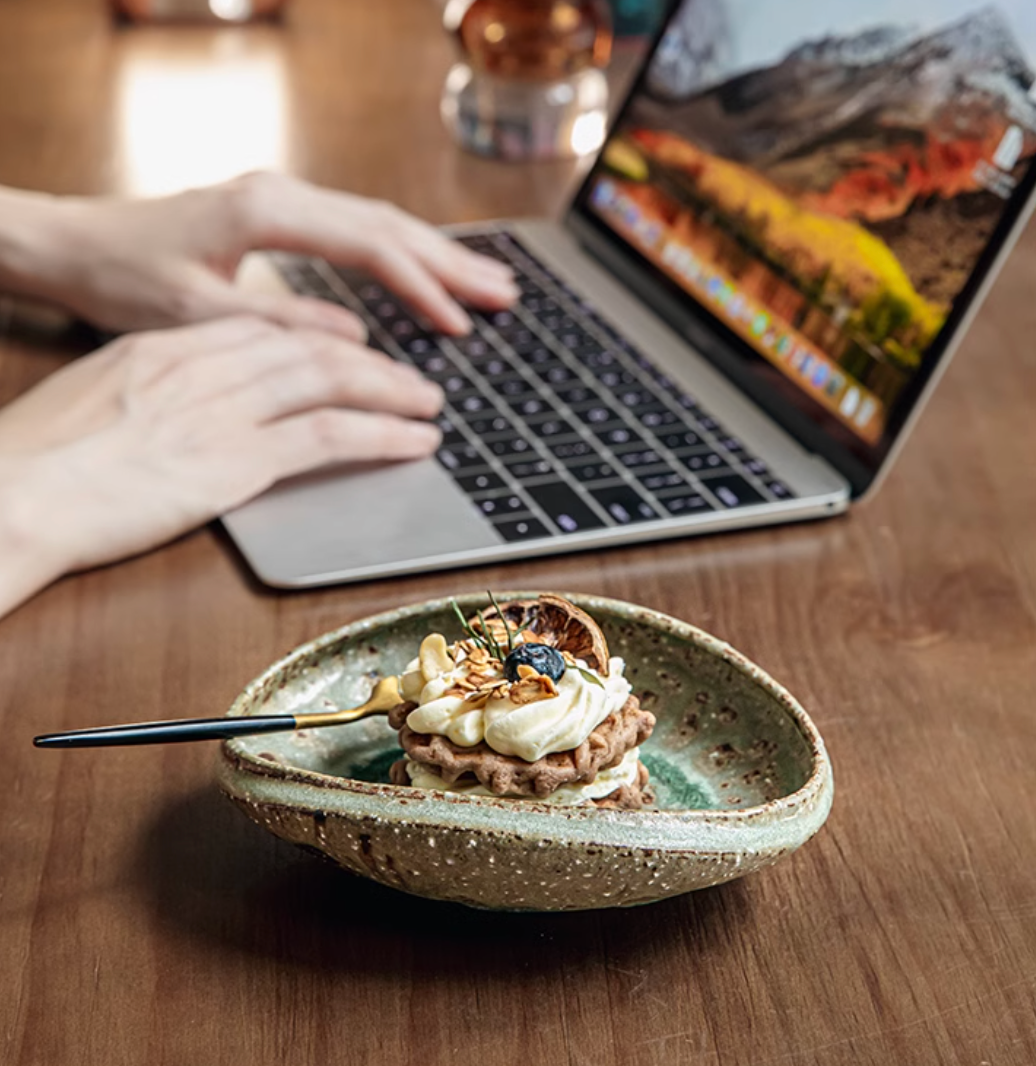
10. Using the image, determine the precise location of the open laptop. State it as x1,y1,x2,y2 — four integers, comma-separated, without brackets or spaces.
226,0,1036,588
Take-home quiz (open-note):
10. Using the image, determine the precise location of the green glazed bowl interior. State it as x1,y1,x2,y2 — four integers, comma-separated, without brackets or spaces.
219,592,833,910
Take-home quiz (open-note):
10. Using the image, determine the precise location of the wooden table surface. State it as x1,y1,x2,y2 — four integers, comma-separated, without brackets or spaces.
2,2,1035,1064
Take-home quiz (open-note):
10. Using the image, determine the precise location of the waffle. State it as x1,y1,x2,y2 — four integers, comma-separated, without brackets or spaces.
591,759,654,810
388,694,655,799
389,754,653,810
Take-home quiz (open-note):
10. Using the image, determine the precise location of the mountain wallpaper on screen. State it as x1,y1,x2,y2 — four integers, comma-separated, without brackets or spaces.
606,5,1036,383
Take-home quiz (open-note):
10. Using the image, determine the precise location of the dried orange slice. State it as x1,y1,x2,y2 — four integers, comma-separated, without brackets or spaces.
472,594,610,674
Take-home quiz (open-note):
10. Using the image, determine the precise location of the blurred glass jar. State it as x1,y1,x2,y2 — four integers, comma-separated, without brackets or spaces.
440,0,613,161
112,0,287,22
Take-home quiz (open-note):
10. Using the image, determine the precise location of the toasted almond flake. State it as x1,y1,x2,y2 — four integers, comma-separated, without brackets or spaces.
516,663,538,680
509,675,558,705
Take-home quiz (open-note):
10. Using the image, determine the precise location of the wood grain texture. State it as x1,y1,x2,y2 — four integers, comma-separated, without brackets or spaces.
1,1,1035,1064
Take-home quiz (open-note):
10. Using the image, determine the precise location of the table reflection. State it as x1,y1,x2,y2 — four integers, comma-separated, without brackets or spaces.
115,32,286,196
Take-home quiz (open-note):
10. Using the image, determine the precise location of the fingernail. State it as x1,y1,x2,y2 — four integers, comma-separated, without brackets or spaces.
419,379,445,408
476,272,519,295
406,421,442,448
482,259,515,278
448,306,474,334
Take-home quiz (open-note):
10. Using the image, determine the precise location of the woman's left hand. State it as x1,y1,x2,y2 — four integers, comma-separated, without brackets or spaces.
18,172,518,338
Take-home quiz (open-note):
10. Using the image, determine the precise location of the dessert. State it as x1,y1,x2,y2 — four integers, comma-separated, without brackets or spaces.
388,594,655,809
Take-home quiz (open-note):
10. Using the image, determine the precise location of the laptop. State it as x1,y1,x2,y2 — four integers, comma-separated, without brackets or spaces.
226,0,1036,588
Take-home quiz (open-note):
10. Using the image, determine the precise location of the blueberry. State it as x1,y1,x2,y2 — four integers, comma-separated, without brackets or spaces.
503,643,566,683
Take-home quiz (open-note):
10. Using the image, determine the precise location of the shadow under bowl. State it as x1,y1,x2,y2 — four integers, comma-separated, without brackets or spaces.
218,592,833,911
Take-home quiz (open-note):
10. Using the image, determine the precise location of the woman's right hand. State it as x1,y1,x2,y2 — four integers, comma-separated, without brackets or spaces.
0,315,444,618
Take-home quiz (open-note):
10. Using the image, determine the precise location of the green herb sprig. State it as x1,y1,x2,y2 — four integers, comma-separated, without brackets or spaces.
449,594,515,662
573,665,605,689
486,589,515,653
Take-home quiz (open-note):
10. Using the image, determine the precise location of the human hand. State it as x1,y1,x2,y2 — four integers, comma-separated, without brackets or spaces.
0,316,443,618
16,172,517,337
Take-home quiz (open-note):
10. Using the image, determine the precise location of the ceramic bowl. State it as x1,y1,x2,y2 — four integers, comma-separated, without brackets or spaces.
217,592,833,911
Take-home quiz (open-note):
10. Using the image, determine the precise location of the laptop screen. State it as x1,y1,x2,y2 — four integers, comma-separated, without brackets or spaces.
573,0,1036,480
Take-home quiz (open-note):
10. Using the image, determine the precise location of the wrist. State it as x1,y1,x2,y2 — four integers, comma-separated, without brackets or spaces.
0,461,69,620
0,187,87,307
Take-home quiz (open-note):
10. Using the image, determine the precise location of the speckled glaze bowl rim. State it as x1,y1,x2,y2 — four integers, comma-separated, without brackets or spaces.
220,592,833,851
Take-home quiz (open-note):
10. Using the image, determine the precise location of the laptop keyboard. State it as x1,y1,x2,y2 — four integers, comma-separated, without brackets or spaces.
271,230,794,542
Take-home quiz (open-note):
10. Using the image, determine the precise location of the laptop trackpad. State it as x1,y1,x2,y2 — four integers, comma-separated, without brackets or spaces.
222,458,499,586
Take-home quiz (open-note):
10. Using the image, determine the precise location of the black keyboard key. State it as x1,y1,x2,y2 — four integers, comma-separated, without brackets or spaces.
389,318,421,341
595,424,644,449
657,491,714,515
659,429,705,451
547,438,595,462
479,358,516,382
475,494,528,517
636,469,689,492
700,474,766,508
454,394,494,415
354,280,385,302
533,364,579,386
370,299,404,323
436,415,466,449
437,443,486,470
616,447,663,469
587,485,659,525
567,459,617,483
457,233,497,254
598,368,638,389
504,455,554,480
488,437,533,459
556,385,597,406
526,415,578,438
493,516,551,542
573,403,621,426
637,407,681,430
559,329,594,351
575,348,619,370
451,335,491,361
455,471,507,494
679,450,730,474
675,394,705,416
417,352,457,376
507,396,555,419
464,413,514,437
614,388,656,410
520,345,559,368
499,378,541,402
764,478,794,499
405,337,438,360
498,326,537,350
525,482,606,534
440,371,477,394
743,457,771,476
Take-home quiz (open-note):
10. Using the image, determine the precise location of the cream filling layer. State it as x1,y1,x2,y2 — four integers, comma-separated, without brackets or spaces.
403,655,631,762
404,747,643,805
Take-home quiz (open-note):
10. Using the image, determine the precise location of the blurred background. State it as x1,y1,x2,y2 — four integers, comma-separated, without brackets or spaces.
0,0,665,208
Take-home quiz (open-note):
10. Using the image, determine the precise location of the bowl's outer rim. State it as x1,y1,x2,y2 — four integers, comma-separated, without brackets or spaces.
220,591,834,853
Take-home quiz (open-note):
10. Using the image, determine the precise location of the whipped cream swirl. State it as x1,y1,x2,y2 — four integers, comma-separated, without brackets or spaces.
400,647,631,763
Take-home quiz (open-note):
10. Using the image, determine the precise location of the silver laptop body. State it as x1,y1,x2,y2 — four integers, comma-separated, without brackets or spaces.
225,0,1036,588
